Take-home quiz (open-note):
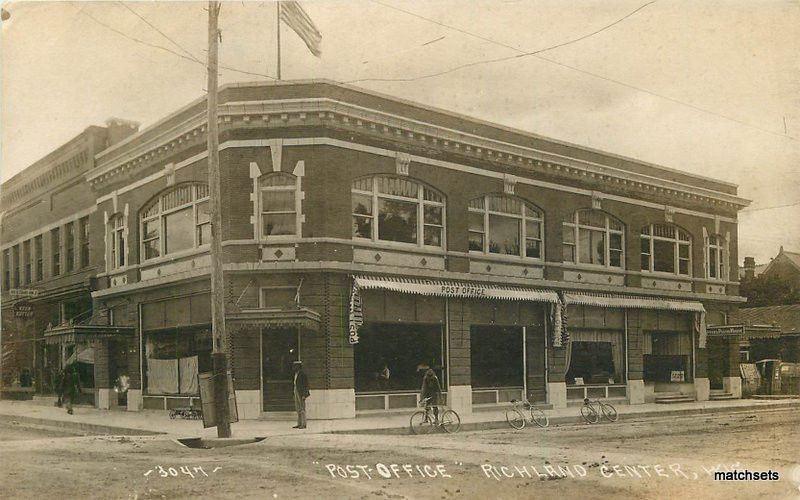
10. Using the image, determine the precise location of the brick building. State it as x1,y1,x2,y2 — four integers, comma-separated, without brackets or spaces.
1,80,751,418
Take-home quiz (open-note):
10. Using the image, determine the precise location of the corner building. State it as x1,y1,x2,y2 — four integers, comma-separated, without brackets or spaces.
1,81,749,418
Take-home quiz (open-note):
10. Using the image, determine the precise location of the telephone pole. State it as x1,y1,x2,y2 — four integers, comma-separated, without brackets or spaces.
207,0,231,438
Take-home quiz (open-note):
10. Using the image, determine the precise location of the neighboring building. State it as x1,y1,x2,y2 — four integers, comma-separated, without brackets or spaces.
1,80,751,418
757,247,800,289
738,257,767,281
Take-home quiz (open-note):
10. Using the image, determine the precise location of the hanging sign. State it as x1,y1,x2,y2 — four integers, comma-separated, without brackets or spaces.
348,281,363,345
14,300,34,318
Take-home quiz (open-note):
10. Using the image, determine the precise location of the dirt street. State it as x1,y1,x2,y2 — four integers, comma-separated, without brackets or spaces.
0,408,798,499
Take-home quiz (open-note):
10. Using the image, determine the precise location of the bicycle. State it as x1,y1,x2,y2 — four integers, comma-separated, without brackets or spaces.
505,399,549,430
409,397,461,434
580,397,618,424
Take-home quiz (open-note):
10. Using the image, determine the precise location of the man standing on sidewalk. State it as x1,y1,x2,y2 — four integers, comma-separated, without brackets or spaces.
61,363,81,415
292,361,309,429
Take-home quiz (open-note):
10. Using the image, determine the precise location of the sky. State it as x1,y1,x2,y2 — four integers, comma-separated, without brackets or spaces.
1,0,798,263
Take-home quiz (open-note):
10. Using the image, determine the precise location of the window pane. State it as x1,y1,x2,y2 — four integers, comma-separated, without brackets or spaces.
679,259,689,275
378,198,417,244
377,177,417,198
469,232,484,251
352,193,372,216
260,173,295,187
592,230,605,265
352,178,372,192
609,218,623,231
468,197,484,210
468,212,484,233
117,233,126,267
197,224,211,246
424,205,442,225
563,244,575,263
352,216,372,239
423,187,442,203
610,249,623,268
610,233,623,251
525,220,541,239
262,190,295,212
196,201,210,225
164,208,194,254
578,210,605,228
653,224,675,239
424,226,442,247
640,237,650,270
525,238,541,259
563,225,575,244
578,228,592,264
488,214,519,255
679,244,690,259
488,195,522,215
144,239,160,259
653,239,676,273
263,214,296,236
143,220,159,240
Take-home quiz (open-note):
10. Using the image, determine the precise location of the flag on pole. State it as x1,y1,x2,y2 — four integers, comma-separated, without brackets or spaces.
280,1,322,57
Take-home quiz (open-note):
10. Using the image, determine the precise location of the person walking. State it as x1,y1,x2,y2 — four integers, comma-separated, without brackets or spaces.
292,361,310,429
61,363,82,415
420,368,442,424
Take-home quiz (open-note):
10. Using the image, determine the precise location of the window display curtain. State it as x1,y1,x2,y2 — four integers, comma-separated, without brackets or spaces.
565,330,625,382
147,358,179,394
179,356,199,394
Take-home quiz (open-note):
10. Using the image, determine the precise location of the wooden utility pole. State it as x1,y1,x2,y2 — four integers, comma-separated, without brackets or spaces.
207,0,231,438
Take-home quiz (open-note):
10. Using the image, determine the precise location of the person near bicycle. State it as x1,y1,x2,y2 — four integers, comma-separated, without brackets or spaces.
420,368,442,423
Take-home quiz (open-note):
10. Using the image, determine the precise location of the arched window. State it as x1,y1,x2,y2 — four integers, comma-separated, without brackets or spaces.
705,230,729,280
468,194,543,259
640,224,692,276
140,183,210,261
259,172,300,238
562,209,624,268
351,176,445,247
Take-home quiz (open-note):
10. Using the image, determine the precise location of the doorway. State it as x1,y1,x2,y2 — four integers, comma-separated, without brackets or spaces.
261,327,299,412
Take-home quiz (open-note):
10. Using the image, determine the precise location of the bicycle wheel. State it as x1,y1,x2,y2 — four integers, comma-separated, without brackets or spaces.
440,410,461,434
600,402,618,422
410,411,432,435
530,407,549,428
581,404,599,424
506,408,526,430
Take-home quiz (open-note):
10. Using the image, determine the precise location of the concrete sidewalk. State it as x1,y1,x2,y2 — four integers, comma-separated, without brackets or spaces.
0,397,797,439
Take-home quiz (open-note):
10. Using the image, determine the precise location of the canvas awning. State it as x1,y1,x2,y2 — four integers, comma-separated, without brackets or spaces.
226,307,321,331
44,324,134,345
352,275,559,303
707,324,782,340
562,292,706,312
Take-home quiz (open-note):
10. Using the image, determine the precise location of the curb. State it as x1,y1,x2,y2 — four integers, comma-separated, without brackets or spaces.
334,400,800,435
0,413,164,437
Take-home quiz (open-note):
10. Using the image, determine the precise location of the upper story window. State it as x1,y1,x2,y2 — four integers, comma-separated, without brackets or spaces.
352,176,445,248
563,209,624,268
108,215,126,270
641,224,691,276
12,245,20,286
706,233,728,281
79,216,90,268
51,227,61,276
2,249,10,290
22,240,31,284
468,194,542,259
34,235,43,282
259,172,300,238
65,222,75,272
140,183,210,262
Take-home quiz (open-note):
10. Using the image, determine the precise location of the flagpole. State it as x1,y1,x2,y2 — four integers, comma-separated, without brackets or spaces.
276,1,282,80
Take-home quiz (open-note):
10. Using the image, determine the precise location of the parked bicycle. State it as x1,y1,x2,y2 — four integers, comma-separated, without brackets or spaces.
410,397,461,434
505,399,549,430
580,397,618,424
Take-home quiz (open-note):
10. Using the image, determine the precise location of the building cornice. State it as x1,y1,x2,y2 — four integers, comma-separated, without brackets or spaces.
86,98,750,210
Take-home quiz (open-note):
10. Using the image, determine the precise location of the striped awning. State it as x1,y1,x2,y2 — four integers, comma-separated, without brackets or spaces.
562,292,706,313
353,275,559,303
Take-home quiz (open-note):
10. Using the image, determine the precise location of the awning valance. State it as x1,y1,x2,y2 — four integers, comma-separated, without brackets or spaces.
353,276,559,303
226,307,321,331
707,324,782,340
44,324,134,345
562,292,706,313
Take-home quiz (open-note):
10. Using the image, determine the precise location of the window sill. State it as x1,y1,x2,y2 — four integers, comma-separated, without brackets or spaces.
139,246,210,269
468,251,544,265
639,271,693,280
352,238,447,256
557,262,627,274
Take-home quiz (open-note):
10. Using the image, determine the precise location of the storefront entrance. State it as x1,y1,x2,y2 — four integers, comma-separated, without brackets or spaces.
261,327,299,412
643,330,694,391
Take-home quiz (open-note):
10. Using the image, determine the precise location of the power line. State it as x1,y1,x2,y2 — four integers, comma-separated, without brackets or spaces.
740,201,800,213
117,2,203,64
357,0,798,143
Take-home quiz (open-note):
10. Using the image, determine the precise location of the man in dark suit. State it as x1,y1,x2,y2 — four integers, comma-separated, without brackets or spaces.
292,361,310,429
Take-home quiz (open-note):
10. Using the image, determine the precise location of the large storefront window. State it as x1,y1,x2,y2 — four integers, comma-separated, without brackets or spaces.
259,172,299,238
566,330,625,385
640,224,692,276
470,326,523,388
643,331,693,383
354,323,444,392
352,176,445,248
563,209,624,268
145,327,212,395
140,183,210,261
468,195,543,259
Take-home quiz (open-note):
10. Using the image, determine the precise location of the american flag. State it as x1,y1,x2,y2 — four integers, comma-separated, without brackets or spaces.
280,1,322,57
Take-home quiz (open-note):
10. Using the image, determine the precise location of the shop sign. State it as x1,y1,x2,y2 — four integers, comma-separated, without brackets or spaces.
14,300,34,318
439,284,488,298
670,370,686,382
10,288,39,299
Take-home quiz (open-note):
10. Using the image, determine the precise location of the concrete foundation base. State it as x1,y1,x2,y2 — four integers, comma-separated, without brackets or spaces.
127,389,142,412
448,385,472,416
723,377,742,398
234,390,261,420
96,388,114,410
627,379,645,404
306,389,356,419
547,382,567,409
695,377,710,401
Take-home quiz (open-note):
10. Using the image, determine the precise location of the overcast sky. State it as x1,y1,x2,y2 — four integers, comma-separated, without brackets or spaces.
2,0,798,263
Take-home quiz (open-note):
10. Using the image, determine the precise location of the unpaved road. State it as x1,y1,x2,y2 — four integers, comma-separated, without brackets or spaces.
0,408,799,499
